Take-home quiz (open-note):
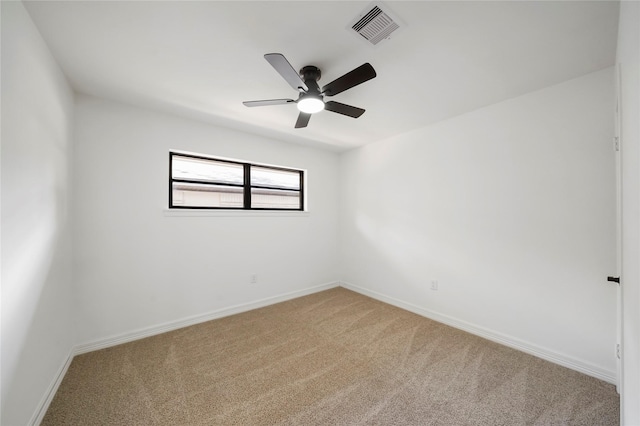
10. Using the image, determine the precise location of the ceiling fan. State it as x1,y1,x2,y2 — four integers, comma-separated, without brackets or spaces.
243,53,377,129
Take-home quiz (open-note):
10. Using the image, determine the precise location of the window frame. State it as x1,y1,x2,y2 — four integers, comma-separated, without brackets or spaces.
169,152,305,211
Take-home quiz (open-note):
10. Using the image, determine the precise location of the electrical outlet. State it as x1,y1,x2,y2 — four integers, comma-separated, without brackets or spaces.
250,274,257,284
430,280,438,291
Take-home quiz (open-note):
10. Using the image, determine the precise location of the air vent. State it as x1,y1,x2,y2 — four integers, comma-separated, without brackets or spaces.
349,2,403,46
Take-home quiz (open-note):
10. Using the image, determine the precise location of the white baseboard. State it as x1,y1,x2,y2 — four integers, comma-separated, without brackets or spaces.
340,281,617,385
74,281,339,355
32,279,614,426
28,348,74,426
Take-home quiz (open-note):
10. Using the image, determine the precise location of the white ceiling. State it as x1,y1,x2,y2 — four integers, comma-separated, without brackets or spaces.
24,1,619,152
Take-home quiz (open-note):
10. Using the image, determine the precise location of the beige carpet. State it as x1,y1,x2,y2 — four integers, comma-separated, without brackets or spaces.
42,287,619,425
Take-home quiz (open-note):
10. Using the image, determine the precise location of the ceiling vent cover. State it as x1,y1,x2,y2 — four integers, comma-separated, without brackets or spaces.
349,2,403,46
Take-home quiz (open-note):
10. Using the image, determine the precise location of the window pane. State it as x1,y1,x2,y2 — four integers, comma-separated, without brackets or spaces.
172,182,243,208
251,166,300,190
251,188,300,209
172,155,243,185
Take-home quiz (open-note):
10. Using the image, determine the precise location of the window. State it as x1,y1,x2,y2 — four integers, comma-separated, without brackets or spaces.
169,152,304,210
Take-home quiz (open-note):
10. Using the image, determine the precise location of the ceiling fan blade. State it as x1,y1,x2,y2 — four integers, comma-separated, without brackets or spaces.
324,101,365,118
295,112,311,128
264,53,309,92
243,99,295,107
321,63,376,97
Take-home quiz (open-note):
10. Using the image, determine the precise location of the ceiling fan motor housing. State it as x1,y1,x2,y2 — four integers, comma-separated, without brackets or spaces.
299,66,322,99
300,65,321,82
297,66,324,113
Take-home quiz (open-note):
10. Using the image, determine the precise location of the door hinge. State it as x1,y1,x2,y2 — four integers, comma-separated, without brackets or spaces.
607,276,620,284
614,136,620,152
616,344,621,359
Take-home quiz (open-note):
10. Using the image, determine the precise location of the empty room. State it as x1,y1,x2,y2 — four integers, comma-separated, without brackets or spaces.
2,1,639,425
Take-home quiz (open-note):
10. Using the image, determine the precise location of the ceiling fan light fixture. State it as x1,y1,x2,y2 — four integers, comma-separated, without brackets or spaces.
297,96,325,114
244,53,376,128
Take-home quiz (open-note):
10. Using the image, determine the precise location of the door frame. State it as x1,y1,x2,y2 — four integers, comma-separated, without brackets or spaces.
614,63,622,394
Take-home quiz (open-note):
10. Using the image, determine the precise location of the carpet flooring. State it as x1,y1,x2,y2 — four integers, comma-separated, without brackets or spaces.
42,287,619,425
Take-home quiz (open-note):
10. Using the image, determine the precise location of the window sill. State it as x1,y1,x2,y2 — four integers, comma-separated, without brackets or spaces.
163,209,310,217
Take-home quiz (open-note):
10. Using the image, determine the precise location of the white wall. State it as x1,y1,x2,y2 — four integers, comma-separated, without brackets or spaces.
72,94,340,345
0,2,76,424
617,1,640,424
339,68,617,381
